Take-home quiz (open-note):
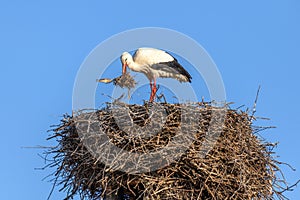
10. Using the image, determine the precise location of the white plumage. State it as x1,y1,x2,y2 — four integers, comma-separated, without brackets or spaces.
120,47,192,102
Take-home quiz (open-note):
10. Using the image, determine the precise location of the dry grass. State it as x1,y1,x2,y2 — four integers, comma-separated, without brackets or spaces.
97,73,137,89
113,73,136,89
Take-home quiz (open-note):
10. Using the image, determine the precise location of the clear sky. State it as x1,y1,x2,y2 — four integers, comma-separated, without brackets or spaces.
1,1,299,199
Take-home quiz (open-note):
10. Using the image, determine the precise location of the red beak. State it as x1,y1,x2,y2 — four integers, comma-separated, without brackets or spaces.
122,63,127,74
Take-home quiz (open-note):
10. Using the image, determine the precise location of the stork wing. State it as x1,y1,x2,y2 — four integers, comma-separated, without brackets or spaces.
133,48,174,64
152,61,192,82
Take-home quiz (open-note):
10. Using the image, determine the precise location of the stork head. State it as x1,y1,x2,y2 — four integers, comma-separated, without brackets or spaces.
120,52,132,74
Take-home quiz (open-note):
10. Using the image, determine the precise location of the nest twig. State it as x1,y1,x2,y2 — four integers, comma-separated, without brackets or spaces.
44,102,293,200
97,73,137,89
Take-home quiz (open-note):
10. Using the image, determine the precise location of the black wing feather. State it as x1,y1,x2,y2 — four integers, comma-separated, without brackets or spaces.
162,51,192,82
159,60,192,83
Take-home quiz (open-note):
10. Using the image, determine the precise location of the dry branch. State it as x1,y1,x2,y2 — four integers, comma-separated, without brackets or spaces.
45,102,291,200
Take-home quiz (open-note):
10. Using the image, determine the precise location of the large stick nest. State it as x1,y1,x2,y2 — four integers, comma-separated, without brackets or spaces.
46,102,288,200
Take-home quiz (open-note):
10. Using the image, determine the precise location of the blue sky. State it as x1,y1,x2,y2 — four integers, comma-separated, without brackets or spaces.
1,1,300,199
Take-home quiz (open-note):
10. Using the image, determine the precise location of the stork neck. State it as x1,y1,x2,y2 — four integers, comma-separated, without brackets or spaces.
127,60,140,71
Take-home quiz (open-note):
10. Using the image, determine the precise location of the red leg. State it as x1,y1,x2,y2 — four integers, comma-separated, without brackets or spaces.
153,78,157,98
149,78,157,102
149,81,154,102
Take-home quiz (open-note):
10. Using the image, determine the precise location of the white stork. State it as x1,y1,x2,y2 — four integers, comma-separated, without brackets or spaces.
120,47,192,102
